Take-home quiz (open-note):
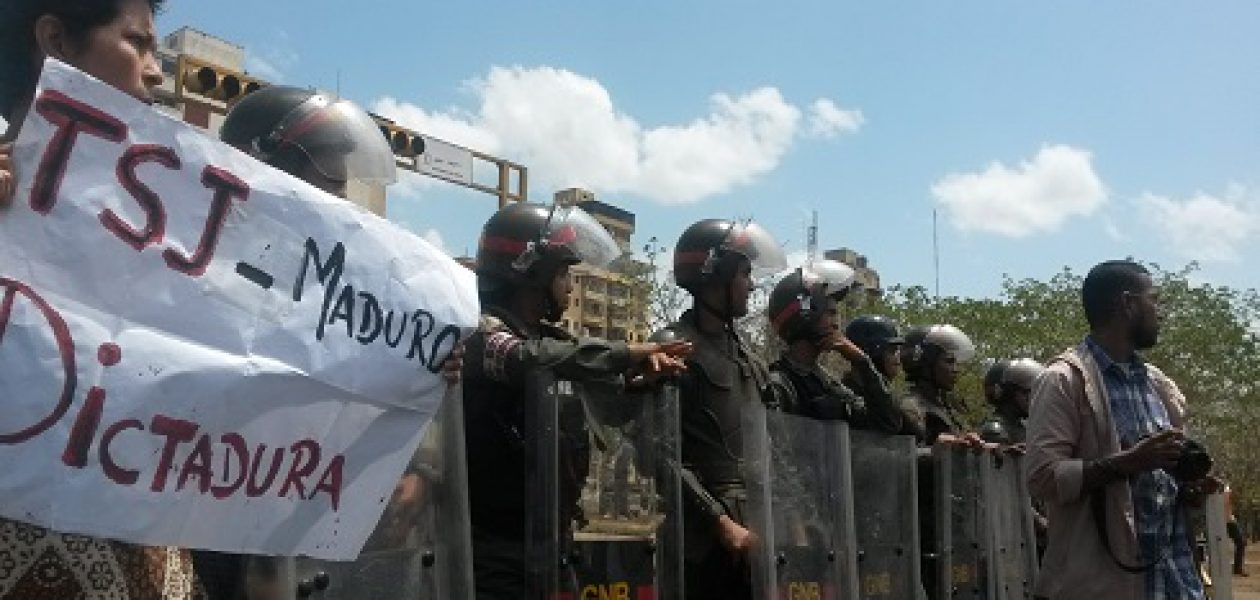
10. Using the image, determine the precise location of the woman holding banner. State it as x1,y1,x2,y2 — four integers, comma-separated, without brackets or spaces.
0,1,207,599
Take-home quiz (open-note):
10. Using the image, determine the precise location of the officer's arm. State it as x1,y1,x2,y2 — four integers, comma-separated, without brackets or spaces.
676,370,740,530
472,331,634,386
834,358,903,433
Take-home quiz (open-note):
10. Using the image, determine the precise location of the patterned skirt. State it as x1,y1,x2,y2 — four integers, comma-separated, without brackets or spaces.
0,519,205,599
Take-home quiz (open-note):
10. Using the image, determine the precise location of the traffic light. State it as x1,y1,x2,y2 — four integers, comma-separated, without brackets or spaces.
375,119,426,158
179,56,264,104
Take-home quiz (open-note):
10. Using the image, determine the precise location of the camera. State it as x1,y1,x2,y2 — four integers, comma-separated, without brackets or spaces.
1170,438,1213,483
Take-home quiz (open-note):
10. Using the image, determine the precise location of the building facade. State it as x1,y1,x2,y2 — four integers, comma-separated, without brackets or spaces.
554,188,648,343
824,247,882,298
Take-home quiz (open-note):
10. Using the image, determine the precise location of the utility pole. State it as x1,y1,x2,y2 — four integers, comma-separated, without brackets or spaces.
806,210,818,268
933,209,940,299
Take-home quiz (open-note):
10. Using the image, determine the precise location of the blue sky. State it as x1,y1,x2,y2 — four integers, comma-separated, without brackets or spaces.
158,1,1260,297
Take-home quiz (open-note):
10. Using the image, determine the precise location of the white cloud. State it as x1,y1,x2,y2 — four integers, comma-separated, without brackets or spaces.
1137,187,1260,262
421,228,449,255
931,144,1107,238
373,66,860,205
1102,216,1127,242
806,98,864,139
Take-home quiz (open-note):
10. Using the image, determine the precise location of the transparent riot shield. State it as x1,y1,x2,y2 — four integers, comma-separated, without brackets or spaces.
245,385,474,600
525,373,683,600
745,407,856,600
984,453,1036,600
1205,493,1235,600
933,445,994,600
850,430,921,600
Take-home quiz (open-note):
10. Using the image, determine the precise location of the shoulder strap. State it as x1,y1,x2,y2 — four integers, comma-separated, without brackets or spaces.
1091,487,1163,573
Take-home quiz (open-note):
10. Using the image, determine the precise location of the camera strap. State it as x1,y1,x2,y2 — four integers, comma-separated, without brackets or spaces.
1090,487,1168,573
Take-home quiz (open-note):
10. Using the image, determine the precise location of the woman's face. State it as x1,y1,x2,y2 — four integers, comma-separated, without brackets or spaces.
44,0,163,103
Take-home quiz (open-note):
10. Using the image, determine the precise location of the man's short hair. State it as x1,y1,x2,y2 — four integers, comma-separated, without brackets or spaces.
1081,260,1149,329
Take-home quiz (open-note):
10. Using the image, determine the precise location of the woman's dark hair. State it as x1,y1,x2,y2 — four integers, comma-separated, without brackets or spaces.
0,0,165,119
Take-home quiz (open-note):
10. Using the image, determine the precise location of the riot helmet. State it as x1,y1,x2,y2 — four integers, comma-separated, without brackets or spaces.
221,86,397,196
768,260,856,343
1001,358,1045,390
845,315,904,357
476,202,620,320
921,324,976,362
846,314,905,377
899,325,930,379
983,359,1012,406
978,419,1010,444
673,219,787,291
912,324,976,390
999,357,1046,416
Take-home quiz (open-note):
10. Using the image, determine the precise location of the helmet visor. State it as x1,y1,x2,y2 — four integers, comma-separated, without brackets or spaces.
271,94,398,185
542,205,623,268
723,222,787,279
803,259,857,299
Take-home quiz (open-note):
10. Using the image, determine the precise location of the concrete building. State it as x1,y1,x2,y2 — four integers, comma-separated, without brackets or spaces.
825,247,882,298
554,188,648,343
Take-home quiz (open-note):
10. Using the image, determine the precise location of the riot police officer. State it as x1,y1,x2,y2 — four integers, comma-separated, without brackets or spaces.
197,85,410,600
657,218,785,600
981,358,1050,559
462,202,689,599
980,358,1044,446
845,315,905,381
763,262,902,433
842,314,906,405
901,324,983,447
903,324,987,600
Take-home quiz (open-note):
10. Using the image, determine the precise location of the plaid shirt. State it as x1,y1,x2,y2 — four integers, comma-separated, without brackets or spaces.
1084,337,1205,600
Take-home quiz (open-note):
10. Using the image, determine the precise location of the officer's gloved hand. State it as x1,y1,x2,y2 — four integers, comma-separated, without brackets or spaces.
441,342,465,385
820,332,867,364
717,514,755,556
0,143,14,205
628,341,692,379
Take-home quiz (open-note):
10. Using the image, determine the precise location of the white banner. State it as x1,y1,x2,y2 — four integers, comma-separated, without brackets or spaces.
0,60,478,560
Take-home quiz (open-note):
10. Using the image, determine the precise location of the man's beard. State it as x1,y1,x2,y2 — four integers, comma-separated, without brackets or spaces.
1133,322,1160,350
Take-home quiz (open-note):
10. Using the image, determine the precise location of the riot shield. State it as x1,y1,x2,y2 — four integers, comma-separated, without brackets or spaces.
745,407,856,600
524,373,683,600
850,430,921,600
1205,493,1234,600
245,385,474,599
984,453,1036,600
933,445,993,600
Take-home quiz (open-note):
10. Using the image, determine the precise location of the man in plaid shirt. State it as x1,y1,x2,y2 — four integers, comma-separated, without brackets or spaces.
1028,260,1210,600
